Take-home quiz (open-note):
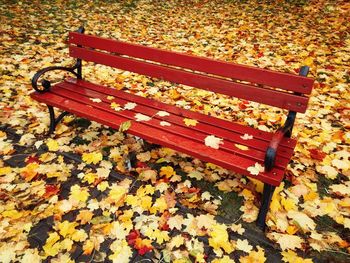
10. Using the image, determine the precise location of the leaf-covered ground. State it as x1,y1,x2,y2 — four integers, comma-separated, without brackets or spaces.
0,0,350,262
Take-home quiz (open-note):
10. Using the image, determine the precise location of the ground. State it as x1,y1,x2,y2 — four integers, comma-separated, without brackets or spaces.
0,0,350,262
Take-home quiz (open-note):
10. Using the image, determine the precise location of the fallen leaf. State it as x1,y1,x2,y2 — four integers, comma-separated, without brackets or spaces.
236,239,253,253
183,118,198,126
47,138,59,151
82,152,103,164
89,98,102,103
235,144,249,151
270,233,303,251
111,102,122,111
119,120,132,132
281,250,313,263
240,134,253,140
124,102,137,110
135,113,152,122
156,111,170,117
247,163,265,176
204,135,224,149
160,121,171,126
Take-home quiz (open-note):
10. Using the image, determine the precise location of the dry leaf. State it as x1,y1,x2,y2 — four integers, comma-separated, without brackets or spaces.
89,98,102,103
204,135,223,149
183,118,198,126
247,163,265,176
135,113,152,122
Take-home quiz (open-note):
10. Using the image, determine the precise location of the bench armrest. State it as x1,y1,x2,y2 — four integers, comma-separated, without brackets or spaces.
264,112,295,171
264,128,286,171
31,64,80,93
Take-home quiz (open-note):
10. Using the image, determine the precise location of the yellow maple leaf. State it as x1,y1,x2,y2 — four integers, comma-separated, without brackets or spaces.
168,235,185,250
303,57,314,67
83,239,95,255
82,172,98,184
281,250,313,263
168,214,184,230
60,238,73,251
235,144,249,151
71,229,88,242
208,224,234,254
141,196,153,210
236,239,253,253
20,162,39,181
160,166,175,178
125,194,139,207
287,211,316,232
109,185,127,204
304,191,318,201
47,138,59,151
70,185,90,202
183,118,198,126
212,256,235,263
281,197,297,211
137,184,155,196
82,152,103,164
270,233,303,251
57,221,78,238
145,228,170,244
119,209,134,223
43,232,61,257
0,167,11,175
110,102,122,111
76,210,94,224
2,209,23,219
150,196,168,214
239,246,266,263
249,178,264,193
139,169,158,182
97,181,109,191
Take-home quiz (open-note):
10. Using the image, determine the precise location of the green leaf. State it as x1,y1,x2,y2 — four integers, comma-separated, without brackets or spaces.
119,120,131,133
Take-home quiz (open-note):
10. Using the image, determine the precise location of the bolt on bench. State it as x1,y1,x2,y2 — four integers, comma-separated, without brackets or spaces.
31,27,314,230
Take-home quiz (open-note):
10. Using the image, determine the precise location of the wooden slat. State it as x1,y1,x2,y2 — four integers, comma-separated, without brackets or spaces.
67,78,296,149
69,32,314,94
63,79,297,156
30,90,286,186
54,82,292,168
69,46,309,113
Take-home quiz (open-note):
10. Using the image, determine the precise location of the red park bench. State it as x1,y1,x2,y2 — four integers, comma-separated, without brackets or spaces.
31,27,314,230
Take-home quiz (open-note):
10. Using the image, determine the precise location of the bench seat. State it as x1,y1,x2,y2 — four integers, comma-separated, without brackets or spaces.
31,78,297,186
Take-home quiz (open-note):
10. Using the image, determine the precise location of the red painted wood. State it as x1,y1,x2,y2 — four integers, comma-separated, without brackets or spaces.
50,84,291,169
30,90,286,186
270,129,286,150
69,46,309,113
67,78,297,150
69,32,314,94
60,79,296,159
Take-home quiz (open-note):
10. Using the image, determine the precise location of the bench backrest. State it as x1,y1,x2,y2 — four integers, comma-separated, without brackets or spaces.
69,32,314,113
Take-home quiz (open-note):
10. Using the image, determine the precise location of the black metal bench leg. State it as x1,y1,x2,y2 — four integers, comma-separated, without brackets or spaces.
47,105,69,135
256,183,276,231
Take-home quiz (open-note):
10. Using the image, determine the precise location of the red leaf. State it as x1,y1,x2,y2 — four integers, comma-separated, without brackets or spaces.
309,149,327,161
136,161,148,168
43,184,60,198
26,155,41,164
127,230,140,245
138,245,153,255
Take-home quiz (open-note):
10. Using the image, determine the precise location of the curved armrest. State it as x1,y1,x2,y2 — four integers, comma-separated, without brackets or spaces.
264,127,290,172
31,65,79,93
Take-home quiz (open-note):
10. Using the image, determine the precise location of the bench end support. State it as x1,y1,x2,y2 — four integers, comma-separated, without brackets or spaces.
256,183,276,231
47,105,69,135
